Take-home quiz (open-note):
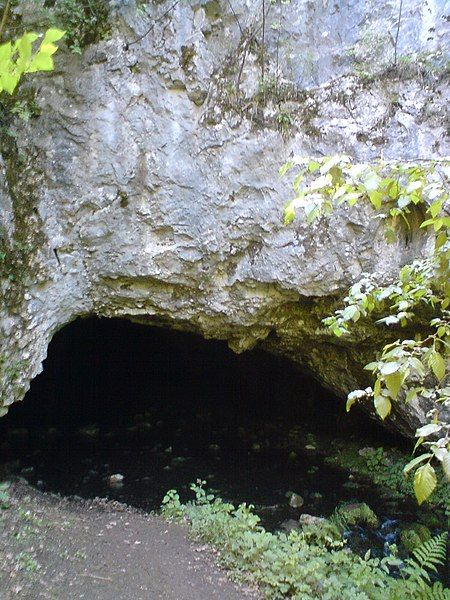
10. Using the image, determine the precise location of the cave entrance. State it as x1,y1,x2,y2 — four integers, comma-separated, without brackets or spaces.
0,317,396,526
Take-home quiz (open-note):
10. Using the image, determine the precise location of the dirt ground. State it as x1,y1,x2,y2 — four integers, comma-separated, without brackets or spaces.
0,479,258,600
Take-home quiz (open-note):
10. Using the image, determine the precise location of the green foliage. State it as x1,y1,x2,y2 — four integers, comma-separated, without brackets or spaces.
10,98,39,122
299,519,343,550
402,532,448,589
162,481,449,599
50,0,110,54
282,155,450,505
276,108,293,136
0,481,11,509
332,502,379,531
400,524,431,554
326,444,449,519
0,28,65,94
15,551,39,573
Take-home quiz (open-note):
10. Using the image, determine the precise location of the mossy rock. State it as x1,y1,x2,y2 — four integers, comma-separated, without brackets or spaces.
334,502,379,530
400,523,431,554
299,514,342,548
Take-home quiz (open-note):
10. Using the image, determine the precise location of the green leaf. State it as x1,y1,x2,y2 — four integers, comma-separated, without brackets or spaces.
364,362,379,371
368,190,382,209
39,42,58,57
406,180,423,193
413,463,437,505
0,41,12,63
28,53,54,72
293,173,303,192
397,195,411,208
374,395,391,420
42,28,66,44
379,361,399,376
346,396,357,412
384,371,404,400
428,351,446,382
405,388,418,404
385,227,396,244
308,160,320,172
429,199,443,218
342,305,360,322
441,451,450,482
320,156,342,174
279,161,293,177
363,172,381,192
413,436,424,453
0,71,20,94
330,323,344,338
17,34,33,66
433,218,443,231
284,205,296,225
403,453,433,475
415,423,442,438
420,218,435,228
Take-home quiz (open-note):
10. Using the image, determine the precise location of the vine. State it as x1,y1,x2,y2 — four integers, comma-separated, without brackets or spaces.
282,155,450,504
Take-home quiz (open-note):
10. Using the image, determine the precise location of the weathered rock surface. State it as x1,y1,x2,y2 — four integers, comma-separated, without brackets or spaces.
0,0,449,436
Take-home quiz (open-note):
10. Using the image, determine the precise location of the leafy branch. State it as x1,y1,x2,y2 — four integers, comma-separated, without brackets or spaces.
281,155,450,504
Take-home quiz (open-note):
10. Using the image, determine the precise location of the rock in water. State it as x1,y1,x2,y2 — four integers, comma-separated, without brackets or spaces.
108,474,125,487
287,492,304,509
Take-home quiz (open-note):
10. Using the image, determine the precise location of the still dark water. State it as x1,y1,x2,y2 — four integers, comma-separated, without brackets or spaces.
0,318,440,562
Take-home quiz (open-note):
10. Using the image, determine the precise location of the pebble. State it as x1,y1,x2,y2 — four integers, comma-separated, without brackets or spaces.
108,474,124,484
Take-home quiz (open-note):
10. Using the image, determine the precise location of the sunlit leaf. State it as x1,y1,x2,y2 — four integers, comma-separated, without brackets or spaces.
28,53,54,72
379,361,399,376
384,371,404,400
403,453,433,475
441,451,450,482
428,351,446,382
42,28,66,44
413,463,437,505
415,423,442,438
374,395,391,420
279,161,294,177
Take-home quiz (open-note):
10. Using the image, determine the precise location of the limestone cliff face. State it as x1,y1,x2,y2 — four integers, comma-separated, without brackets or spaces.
0,0,449,436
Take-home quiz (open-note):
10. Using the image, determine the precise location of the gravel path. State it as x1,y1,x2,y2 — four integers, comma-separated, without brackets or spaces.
0,480,258,600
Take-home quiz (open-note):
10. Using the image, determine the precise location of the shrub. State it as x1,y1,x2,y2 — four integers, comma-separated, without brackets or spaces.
162,481,449,599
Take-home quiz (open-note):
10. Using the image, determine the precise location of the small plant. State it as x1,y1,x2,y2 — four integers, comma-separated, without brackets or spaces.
402,532,448,589
162,482,449,598
16,551,39,573
0,481,11,509
10,99,39,122
276,108,293,135
332,502,379,531
51,0,110,54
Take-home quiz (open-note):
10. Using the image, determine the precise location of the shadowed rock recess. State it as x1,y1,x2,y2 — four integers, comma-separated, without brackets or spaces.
0,0,448,436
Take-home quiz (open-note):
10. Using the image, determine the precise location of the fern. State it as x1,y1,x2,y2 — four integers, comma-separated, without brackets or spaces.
418,581,450,600
403,532,448,586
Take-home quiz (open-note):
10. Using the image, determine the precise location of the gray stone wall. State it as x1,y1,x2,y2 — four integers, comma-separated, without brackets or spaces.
0,0,448,435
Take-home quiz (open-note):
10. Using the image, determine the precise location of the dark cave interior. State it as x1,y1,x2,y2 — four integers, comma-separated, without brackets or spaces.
0,317,398,516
